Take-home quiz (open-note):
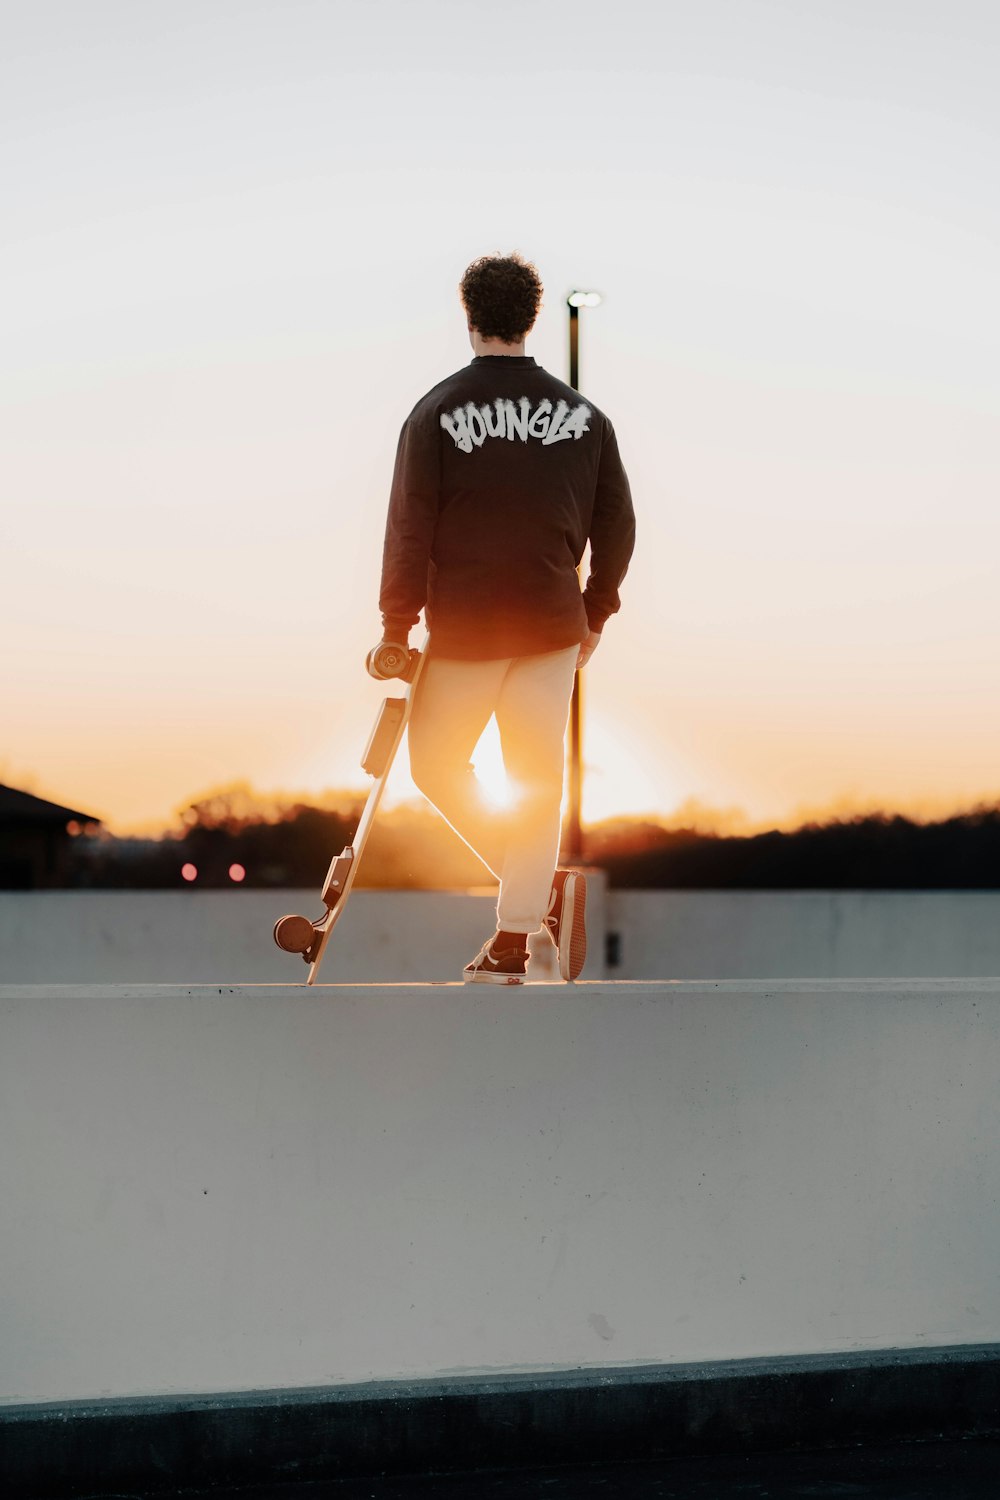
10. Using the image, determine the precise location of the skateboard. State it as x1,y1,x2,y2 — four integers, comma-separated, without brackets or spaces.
273,638,427,985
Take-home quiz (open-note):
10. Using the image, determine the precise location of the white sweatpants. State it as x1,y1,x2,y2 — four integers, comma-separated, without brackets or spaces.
407,645,579,933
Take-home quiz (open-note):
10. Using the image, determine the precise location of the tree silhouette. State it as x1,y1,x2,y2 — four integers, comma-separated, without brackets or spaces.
65,799,1000,891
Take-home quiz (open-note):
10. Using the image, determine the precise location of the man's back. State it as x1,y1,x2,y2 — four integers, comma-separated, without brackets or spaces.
381,353,634,660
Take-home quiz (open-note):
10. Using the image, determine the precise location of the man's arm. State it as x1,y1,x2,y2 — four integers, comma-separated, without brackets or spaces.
581,419,636,644
378,415,440,642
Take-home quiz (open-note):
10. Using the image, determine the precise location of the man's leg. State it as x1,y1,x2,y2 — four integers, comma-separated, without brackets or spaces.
493,645,579,933
406,654,510,878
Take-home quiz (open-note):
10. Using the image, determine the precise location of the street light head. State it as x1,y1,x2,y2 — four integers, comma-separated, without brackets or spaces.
567,290,603,309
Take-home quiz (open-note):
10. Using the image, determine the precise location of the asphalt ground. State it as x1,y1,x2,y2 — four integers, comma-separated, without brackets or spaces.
88,1437,1000,1500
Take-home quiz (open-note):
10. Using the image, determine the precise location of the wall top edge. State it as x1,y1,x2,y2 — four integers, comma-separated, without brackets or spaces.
3,1342,1000,1421
3,979,1000,1000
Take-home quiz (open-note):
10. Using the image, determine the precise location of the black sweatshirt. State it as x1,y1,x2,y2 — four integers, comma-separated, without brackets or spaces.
379,355,635,660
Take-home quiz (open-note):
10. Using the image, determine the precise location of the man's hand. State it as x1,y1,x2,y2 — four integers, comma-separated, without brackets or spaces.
576,630,602,669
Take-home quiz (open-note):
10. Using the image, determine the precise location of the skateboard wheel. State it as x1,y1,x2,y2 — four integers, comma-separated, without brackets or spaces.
273,914,316,954
367,641,410,681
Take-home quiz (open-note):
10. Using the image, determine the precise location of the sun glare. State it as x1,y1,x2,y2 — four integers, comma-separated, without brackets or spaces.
582,712,674,824
470,719,513,810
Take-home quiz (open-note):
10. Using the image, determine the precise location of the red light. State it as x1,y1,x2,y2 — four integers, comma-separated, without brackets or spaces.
229,863,246,883
181,863,198,882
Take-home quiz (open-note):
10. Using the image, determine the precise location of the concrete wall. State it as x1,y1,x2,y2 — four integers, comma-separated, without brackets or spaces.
2,979,999,1405
610,889,1000,979
3,889,1000,983
0,890,523,984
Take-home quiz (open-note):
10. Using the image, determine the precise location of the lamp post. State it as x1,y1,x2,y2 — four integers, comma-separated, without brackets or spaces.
564,288,602,864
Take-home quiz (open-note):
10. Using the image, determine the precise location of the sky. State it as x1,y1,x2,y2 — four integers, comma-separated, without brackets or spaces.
2,0,998,836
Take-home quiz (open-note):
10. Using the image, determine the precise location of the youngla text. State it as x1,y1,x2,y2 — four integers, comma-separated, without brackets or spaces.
441,398,592,454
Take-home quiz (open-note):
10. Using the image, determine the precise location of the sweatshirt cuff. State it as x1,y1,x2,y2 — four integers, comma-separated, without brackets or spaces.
381,615,413,642
584,606,609,635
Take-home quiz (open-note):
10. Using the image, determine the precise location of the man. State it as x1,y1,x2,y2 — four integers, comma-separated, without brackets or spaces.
372,252,635,984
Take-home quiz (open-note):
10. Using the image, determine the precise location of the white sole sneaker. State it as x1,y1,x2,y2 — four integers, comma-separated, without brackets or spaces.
463,970,526,985
557,873,587,981
462,939,527,984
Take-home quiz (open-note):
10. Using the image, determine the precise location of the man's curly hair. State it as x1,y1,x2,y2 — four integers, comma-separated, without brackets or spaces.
460,252,543,344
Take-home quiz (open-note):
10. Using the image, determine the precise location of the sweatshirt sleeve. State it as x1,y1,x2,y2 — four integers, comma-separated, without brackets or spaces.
582,419,636,633
378,413,440,635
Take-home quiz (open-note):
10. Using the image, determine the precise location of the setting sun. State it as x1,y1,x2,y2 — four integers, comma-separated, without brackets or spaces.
580,710,678,825
469,721,514,811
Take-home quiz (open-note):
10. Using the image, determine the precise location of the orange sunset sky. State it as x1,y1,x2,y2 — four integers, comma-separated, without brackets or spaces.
3,1,998,837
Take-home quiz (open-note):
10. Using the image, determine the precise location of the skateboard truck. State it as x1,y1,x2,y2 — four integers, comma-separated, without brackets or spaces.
272,843,363,963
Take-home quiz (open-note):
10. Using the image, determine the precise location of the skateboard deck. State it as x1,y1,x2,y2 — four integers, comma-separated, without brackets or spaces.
273,639,427,984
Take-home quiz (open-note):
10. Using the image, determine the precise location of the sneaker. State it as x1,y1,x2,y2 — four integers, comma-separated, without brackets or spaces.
543,870,587,981
463,937,527,985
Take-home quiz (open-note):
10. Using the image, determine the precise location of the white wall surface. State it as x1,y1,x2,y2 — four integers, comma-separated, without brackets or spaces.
3,888,1000,983
608,890,1000,979
2,979,999,1405
0,890,519,984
